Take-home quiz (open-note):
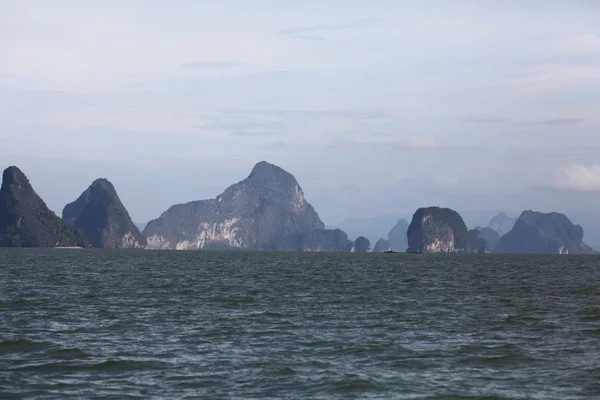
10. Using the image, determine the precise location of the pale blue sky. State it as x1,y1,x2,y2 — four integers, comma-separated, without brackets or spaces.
1,1,600,243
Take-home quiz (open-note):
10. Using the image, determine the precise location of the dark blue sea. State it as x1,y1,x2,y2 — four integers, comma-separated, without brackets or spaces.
1,249,600,399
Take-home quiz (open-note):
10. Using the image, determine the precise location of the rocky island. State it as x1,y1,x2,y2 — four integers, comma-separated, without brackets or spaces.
495,210,595,254
387,218,409,252
63,178,146,249
406,207,473,253
0,166,90,248
372,238,391,252
143,161,349,251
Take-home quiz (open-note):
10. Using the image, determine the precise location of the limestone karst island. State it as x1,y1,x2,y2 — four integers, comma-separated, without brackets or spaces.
0,162,595,254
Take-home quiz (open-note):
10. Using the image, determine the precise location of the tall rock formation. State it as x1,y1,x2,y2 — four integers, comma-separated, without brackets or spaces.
0,166,90,247
487,212,516,237
372,238,390,252
353,236,371,252
468,229,489,254
495,210,595,254
63,178,146,249
143,161,326,250
474,226,500,252
388,218,409,252
406,207,469,253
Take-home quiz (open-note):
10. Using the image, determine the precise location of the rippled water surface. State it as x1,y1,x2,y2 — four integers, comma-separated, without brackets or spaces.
1,249,600,399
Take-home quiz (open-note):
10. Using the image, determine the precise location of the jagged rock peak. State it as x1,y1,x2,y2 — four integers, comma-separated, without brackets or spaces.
495,210,593,254
144,161,325,250
63,178,146,249
0,166,91,248
250,161,288,178
487,212,516,237
2,166,32,190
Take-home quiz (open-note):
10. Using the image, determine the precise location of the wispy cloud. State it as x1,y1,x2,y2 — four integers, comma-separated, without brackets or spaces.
243,108,391,120
554,164,600,192
0,74,19,79
461,117,509,123
434,174,459,188
277,18,382,40
405,137,440,149
183,61,244,69
540,118,585,125
190,116,282,137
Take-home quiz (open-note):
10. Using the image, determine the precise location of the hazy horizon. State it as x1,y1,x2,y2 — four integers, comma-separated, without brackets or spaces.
2,1,600,245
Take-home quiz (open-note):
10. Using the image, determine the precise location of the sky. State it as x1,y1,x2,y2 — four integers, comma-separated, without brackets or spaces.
1,1,600,245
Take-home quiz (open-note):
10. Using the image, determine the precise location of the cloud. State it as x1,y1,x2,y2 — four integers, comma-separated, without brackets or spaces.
461,117,508,123
245,108,391,120
497,65,600,88
285,34,326,41
434,174,459,188
405,137,440,149
260,141,288,151
182,61,244,69
560,33,600,53
277,18,382,39
190,116,282,137
540,118,585,125
1,74,19,79
230,130,278,137
554,164,600,192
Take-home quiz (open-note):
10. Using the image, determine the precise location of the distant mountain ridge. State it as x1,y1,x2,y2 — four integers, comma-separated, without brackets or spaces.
487,212,516,237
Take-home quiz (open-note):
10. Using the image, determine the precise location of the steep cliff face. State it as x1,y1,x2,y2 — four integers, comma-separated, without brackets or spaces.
487,212,516,237
406,207,469,253
0,166,90,248
468,229,489,254
495,210,594,254
143,161,325,250
474,226,500,252
372,238,390,252
63,179,146,249
388,218,409,252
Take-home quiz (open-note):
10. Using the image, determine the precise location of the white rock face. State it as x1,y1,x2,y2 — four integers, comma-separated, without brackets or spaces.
146,218,243,250
558,245,569,255
146,234,171,250
422,216,455,253
423,236,455,253
121,231,144,249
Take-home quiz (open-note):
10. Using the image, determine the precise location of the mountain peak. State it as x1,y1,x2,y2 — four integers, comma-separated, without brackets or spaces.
248,161,292,181
0,166,90,247
144,161,325,250
63,178,145,248
2,166,32,190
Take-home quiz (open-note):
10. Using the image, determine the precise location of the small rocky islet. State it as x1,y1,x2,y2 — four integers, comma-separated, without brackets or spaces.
0,162,595,254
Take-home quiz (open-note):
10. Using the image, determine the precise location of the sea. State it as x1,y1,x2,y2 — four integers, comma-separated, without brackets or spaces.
1,249,600,399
